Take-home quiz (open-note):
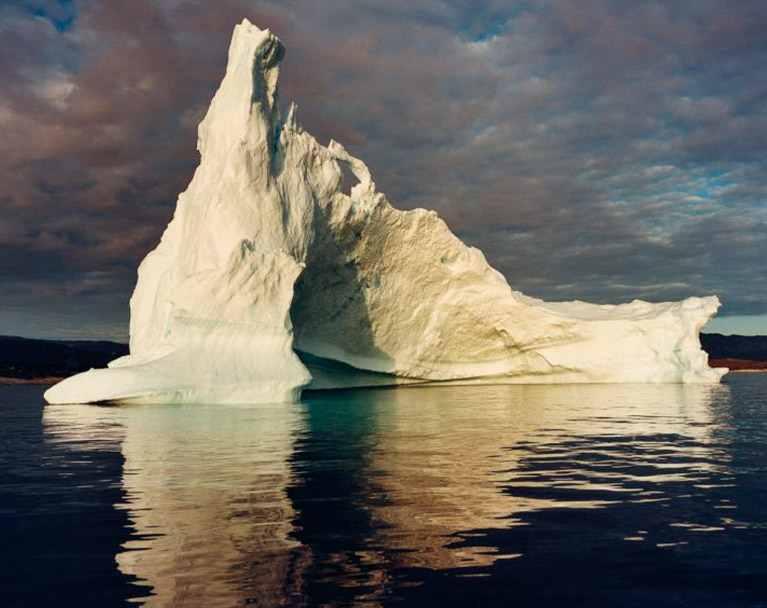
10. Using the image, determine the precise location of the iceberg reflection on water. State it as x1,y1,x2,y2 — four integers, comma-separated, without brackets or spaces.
38,380,760,607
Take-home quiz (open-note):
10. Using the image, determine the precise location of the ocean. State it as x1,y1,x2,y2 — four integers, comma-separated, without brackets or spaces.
1,377,766,607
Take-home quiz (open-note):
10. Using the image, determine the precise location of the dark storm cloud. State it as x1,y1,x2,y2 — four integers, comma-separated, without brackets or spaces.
0,0,765,339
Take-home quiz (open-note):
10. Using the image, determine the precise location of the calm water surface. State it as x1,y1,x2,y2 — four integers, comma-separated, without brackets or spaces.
1,377,767,607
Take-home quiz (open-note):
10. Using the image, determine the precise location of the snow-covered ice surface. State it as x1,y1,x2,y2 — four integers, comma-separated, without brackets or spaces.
45,20,726,405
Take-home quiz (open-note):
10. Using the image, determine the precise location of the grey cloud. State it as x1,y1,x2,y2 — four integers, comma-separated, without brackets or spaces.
1,0,765,339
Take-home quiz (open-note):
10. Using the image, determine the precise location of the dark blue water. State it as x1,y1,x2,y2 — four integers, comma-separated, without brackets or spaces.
1,377,767,607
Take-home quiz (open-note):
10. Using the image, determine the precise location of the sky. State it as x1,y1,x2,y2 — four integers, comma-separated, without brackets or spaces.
0,0,765,341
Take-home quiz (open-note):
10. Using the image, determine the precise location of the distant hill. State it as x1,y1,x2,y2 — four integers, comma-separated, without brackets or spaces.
707,358,767,371
0,333,763,384
0,335,128,380
700,333,767,362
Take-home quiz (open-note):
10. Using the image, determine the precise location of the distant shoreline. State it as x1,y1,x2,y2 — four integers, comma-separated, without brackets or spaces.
709,358,767,372
0,376,66,386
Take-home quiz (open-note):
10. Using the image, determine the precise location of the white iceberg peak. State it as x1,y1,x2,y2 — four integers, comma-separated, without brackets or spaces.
45,21,725,405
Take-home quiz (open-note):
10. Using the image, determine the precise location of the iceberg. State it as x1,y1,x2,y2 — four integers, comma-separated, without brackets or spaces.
45,20,726,405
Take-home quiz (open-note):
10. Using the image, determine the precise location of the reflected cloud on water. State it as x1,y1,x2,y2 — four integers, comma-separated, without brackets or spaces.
43,381,749,606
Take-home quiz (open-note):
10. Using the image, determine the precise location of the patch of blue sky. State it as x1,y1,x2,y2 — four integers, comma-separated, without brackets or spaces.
23,0,75,32
455,4,529,43
706,314,767,336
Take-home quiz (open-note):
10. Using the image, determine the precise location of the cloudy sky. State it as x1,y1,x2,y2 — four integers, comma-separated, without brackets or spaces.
1,0,765,340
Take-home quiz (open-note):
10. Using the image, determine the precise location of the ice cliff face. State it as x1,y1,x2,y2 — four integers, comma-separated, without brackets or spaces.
45,20,726,405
